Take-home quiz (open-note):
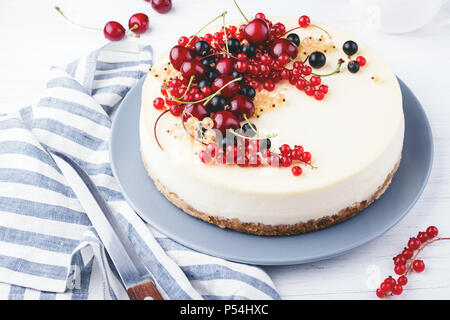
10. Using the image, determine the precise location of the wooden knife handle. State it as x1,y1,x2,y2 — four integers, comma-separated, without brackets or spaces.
127,280,163,300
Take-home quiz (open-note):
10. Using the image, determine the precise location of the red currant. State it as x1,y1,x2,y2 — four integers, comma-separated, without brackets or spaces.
280,144,291,155
408,237,421,250
426,226,438,239
206,143,219,157
281,156,292,167
380,281,392,293
393,254,407,266
314,91,324,101
397,275,408,286
376,288,384,298
394,264,406,275
301,151,312,162
292,166,302,176
153,97,165,110
169,104,183,116
392,284,403,295
298,15,311,28
269,154,280,167
249,154,261,167
309,76,321,86
199,150,211,164
412,260,425,272
402,248,414,260
319,84,328,94
263,80,275,91
178,36,189,46
417,232,429,243
356,56,366,67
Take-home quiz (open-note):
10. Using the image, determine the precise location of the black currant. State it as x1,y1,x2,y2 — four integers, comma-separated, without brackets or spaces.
227,38,241,54
286,33,300,46
242,123,257,137
241,43,256,58
259,138,271,151
308,51,326,69
208,95,228,112
347,60,360,73
201,56,216,68
343,40,358,56
194,40,210,57
239,85,256,99
205,69,220,81
197,79,211,89
231,70,244,80
220,134,237,149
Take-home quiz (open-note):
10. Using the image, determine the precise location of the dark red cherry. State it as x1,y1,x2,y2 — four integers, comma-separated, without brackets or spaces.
244,19,269,45
151,0,172,14
270,38,298,59
180,60,206,80
212,75,240,99
229,95,255,119
170,45,195,70
212,111,239,134
182,103,208,122
103,21,126,41
215,58,234,75
128,13,149,34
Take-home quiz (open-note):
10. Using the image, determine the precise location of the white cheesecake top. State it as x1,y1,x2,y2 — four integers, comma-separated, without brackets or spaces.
142,17,403,195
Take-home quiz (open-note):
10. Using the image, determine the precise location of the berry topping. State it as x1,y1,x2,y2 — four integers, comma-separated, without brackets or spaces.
347,60,360,73
229,95,255,119
212,111,240,133
308,51,326,68
270,38,298,59
244,19,270,44
194,40,211,57
343,40,358,56
180,60,206,80
169,45,195,70
298,15,311,28
286,33,300,46
212,75,240,98
182,103,209,122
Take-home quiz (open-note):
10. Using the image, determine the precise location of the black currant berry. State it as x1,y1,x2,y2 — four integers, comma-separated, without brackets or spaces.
227,38,241,54
194,40,210,57
241,43,256,58
231,70,244,80
308,51,326,68
286,33,300,46
201,56,216,68
220,134,237,149
197,79,211,89
242,123,257,137
347,60,360,73
259,138,271,151
343,40,358,56
208,95,228,112
205,69,220,81
239,85,256,99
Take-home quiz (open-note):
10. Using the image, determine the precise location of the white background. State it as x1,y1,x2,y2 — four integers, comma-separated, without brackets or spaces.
1,0,450,299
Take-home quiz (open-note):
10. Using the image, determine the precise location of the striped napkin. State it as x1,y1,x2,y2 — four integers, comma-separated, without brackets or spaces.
0,42,280,300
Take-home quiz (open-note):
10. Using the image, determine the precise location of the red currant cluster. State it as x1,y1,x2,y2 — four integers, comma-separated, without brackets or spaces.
376,226,448,298
55,0,172,42
199,142,312,176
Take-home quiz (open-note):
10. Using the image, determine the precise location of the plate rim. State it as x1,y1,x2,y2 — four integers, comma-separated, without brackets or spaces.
110,76,434,265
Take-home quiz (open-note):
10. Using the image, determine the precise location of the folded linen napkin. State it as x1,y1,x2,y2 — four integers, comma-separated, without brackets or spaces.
0,42,280,300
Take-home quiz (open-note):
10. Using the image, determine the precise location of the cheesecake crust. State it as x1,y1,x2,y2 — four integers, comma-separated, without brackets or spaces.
141,152,401,236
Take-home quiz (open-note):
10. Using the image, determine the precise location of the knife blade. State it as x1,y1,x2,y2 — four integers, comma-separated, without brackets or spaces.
50,150,163,300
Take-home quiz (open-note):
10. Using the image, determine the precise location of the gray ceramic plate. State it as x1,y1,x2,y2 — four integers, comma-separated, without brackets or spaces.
110,76,433,265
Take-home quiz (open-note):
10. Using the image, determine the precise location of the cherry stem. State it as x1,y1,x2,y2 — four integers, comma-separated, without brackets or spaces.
186,11,228,47
127,24,140,38
312,59,344,77
243,114,257,134
154,109,170,150
233,0,249,23
54,6,102,31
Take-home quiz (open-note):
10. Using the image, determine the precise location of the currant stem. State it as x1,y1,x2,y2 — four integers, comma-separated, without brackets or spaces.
54,6,102,31
405,237,450,276
186,11,228,47
233,0,249,23
154,109,170,150
312,59,344,77
243,114,257,134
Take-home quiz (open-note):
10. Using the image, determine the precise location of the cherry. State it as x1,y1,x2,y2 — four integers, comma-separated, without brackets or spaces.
298,15,311,28
180,60,206,80
170,45,195,70
212,75,240,98
151,0,172,14
215,58,234,75
229,95,255,119
128,13,149,34
244,19,270,44
104,21,126,41
270,38,298,59
212,111,240,134
182,103,208,122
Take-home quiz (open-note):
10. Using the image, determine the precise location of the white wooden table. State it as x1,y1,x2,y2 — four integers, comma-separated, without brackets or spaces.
1,0,450,299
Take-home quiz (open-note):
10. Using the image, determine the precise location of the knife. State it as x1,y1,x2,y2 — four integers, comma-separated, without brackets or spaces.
50,150,163,300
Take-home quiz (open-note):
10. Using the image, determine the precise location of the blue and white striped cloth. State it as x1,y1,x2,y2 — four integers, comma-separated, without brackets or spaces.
0,42,280,300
